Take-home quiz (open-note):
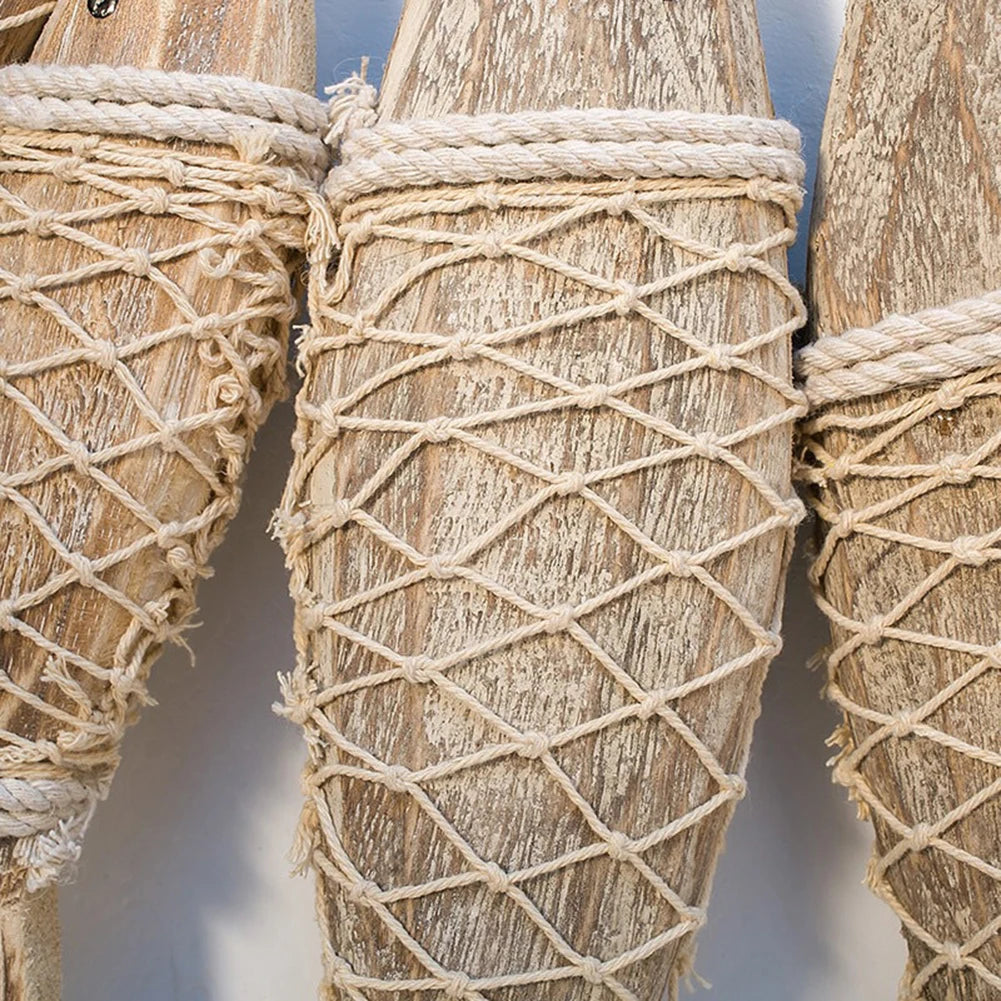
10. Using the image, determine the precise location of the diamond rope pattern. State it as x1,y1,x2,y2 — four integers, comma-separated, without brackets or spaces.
799,367,1001,999
0,123,318,889
278,173,806,1000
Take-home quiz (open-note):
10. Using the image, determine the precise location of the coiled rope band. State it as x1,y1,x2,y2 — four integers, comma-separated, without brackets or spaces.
0,65,327,890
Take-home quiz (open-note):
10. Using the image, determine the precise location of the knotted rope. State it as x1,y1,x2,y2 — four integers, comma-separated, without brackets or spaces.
797,298,1001,998
0,65,328,890
278,76,806,1001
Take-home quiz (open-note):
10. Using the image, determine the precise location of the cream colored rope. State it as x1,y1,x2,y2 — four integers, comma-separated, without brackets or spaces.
0,65,328,890
797,308,1001,997
0,3,54,34
278,79,806,1001
796,288,1001,407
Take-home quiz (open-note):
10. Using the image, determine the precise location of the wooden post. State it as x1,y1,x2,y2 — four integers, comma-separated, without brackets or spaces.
805,1,1001,998
0,1,315,997
289,1,802,998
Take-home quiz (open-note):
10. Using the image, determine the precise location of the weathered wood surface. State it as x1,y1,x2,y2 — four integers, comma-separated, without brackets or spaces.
0,2,51,67
808,1,1001,997
301,1,799,998
0,0,315,997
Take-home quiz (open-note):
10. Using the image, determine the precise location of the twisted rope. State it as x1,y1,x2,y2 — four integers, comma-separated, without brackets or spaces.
0,64,329,170
0,3,54,34
797,299,1001,997
0,65,328,890
280,79,805,1001
796,288,1001,407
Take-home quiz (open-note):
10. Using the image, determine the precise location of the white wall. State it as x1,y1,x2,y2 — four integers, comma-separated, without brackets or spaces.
60,2,908,998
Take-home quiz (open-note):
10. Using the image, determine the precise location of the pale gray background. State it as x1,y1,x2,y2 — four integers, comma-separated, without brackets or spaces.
61,1,908,998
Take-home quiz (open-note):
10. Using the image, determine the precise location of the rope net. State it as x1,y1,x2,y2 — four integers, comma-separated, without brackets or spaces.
278,95,806,1001
797,296,1001,999
0,66,328,890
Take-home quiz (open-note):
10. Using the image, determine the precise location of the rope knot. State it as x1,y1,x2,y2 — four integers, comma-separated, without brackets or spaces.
908,822,933,852
857,618,884,647
284,692,318,726
88,338,119,371
721,242,751,272
517,731,551,759
638,689,668,720
448,332,478,361
235,218,266,246
577,384,611,410
606,830,633,862
612,281,642,318
692,431,725,460
66,553,99,590
834,508,859,538
942,942,965,971
26,210,57,238
704,344,736,371
400,655,434,685
663,549,695,577
606,191,638,217
317,400,343,440
136,186,171,215
329,499,354,530
480,234,505,259
346,878,380,904
554,471,587,497
442,972,473,999
300,602,327,633
939,454,974,486
934,384,966,412
951,535,990,566
579,957,605,986
382,764,411,794
423,416,455,444
325,72,378,145
482,860,512,894
0,599,15,631
7,273,36,305
120,247,153,277
542,604,576,635
888,710,917,738
64,439,91,475
425,554,459,581
51,155,85,183
477,183,503,212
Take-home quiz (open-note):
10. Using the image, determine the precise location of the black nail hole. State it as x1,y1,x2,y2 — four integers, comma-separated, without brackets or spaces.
88,0,119,17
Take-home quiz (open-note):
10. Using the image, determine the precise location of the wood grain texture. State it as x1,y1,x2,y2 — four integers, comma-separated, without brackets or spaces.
304,2,798,999
808,1,1001,997
0,0,315,997
0,1,50,66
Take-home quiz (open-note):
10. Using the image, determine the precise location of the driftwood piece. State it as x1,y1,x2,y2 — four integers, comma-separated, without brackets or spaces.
0,1,315,998
288,1,803,998
805,1,1001,997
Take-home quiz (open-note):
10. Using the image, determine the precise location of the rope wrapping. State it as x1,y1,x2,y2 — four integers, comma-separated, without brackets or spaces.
279,77,806,1001
796,297,1001,998
0,65,329,890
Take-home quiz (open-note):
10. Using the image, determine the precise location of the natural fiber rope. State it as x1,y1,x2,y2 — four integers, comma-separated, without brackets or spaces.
278,76,806,1001
796,287,1001,407
0,65,329,890
797,303,1001,997
0,3,54,34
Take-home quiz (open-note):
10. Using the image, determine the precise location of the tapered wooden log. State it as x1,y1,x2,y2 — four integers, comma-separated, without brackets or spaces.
288,2,802,999
0,1,315,997
805,2,1001,998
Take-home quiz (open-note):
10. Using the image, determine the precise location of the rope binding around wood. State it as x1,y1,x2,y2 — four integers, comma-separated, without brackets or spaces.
797,292,1001,998
0,63,330,891
276,73,807,1000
